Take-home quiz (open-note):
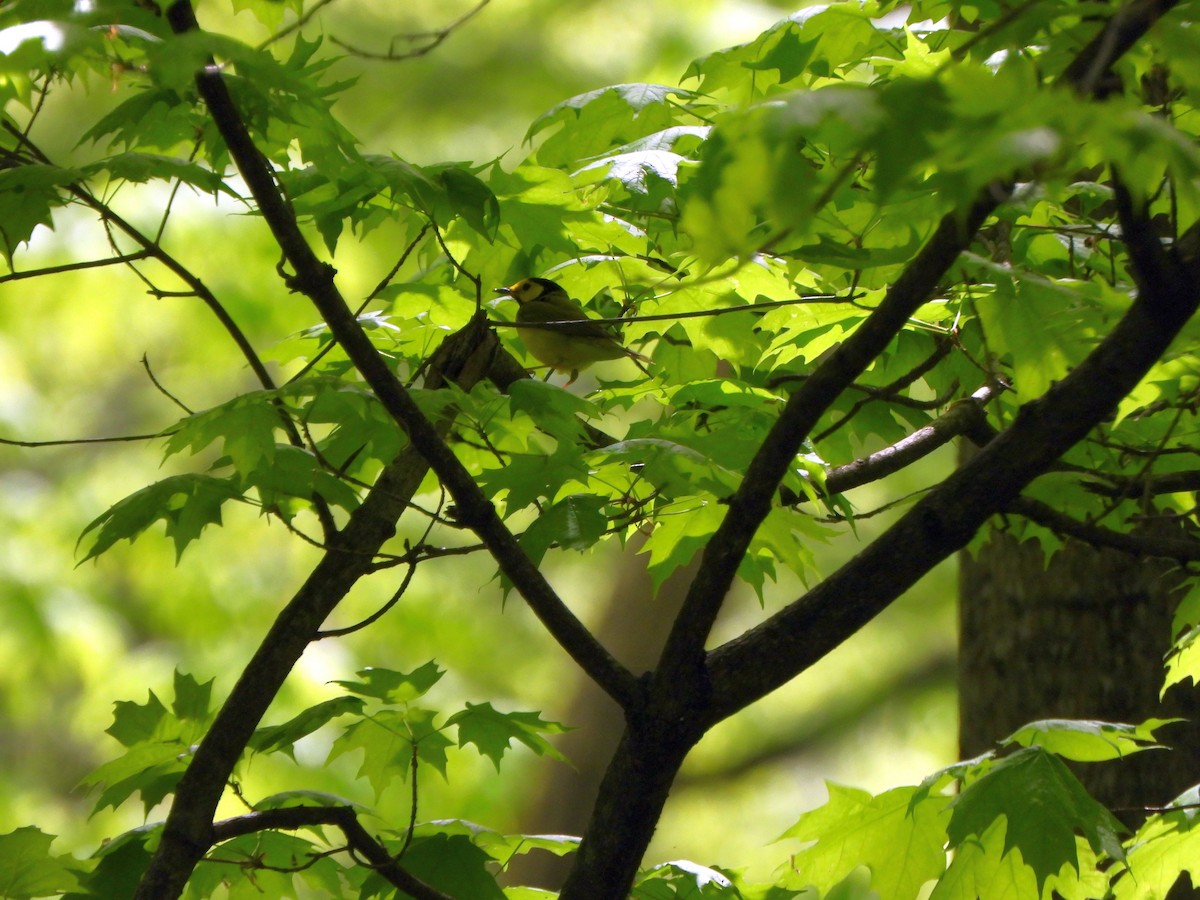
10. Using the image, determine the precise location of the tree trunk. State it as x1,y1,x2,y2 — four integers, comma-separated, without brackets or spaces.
959,524,1200,822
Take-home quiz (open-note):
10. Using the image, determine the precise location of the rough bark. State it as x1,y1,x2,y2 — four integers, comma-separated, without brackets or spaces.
960,524,1200,821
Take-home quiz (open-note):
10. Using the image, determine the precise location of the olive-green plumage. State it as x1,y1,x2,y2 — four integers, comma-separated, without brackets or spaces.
494,277,650,384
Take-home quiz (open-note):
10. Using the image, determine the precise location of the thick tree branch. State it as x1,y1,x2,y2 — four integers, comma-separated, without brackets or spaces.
160,1,634,709
210,806,454,900
135,7,634,896
653,0,1182,693
1007,496,1200,561
822,385,999,496
705,172,1200,726
133,316,500,900
654,193,999,688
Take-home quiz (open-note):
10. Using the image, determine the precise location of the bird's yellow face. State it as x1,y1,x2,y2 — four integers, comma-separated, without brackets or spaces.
495,278,558,305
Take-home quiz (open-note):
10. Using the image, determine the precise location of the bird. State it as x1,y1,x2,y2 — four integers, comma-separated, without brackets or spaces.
494,277,650,385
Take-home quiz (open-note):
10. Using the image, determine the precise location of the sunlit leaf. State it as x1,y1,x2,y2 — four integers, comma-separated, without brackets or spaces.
947,749,1125,889
332,662,446,704
1004,719,1175,762
77,474,244,562
446,702,568,770
0,828,80,899
779,783,949,900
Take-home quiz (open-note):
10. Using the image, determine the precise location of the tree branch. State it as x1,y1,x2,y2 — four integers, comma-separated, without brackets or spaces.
135,7,635,896
1084,469,1200,499
1007,496,1200,561
653,0,1183,695
821,384,999,496
654,191,999,690
328,0,489,61
159,0,634,711
210,806,454,900
706,158,1199,728
133,316,506,899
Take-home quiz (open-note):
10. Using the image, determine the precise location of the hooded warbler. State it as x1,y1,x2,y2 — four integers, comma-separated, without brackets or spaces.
494,277,650,384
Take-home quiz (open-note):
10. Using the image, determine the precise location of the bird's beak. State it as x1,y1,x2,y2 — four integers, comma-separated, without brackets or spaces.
493,286,513,297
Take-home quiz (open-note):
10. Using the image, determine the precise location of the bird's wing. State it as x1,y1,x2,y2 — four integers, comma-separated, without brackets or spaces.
519,300,621,341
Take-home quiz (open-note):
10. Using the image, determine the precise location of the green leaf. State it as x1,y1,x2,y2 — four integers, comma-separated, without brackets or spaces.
946,748,1125,889
909,752,996,810
479,452,591,514
83,676,214,814
779,783,950,900
640,500,726,590
1004,718,1175,762
230,0,303,30
370,833,504,899
446,702,568,770
171,670,215,722
80,87,203,152
408,819,580,863
0,828,79,898
0,163,79,263
80,742,189,814
973,274,1089,400
436,165,500,237
519,494,608,565
1111,786,1200,900
249,697,367,758
77,474,244,562
106,690,170,747
598,438,741,498
248,443,362,515
163,393,281,473
527,83,699,168
332,662,445,703
328,707,451,796
929,817,1039,900
1163,624,1200,695
85,152,234,195
508,378,598,445
253,789,369,812
576,149,688,194
62,829,155,900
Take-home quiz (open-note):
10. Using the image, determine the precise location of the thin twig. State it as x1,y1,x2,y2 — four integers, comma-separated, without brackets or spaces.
1008,496,1200,562
141,355,194,414
259,0,341,49
396,743,420,860
487,291,855,331
0,432,163,448
329,0,489,61
431,221,481,309
0,251,153,283
315,559,418,639
811,336,955,443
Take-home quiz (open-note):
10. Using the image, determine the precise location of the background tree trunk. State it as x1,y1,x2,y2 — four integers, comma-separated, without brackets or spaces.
959,523,1200,823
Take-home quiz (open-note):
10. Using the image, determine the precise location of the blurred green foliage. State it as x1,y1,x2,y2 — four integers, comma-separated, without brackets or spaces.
1,0,1197,895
